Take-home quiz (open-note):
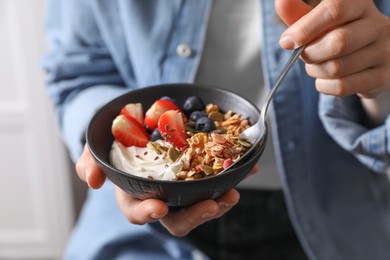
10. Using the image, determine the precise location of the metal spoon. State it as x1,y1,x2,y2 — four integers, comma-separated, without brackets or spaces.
239,46,304,144
221,46,304,173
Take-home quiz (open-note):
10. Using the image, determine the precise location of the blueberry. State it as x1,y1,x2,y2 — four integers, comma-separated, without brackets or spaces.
160,96,177,105
195,117,216,133
150,128,162,141
183,96,205,115
189,111,207,122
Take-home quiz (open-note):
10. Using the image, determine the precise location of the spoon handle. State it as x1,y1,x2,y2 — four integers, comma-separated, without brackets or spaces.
260,46,305,125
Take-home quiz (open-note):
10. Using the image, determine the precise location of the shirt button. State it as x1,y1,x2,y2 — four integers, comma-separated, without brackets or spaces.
176,43,192,58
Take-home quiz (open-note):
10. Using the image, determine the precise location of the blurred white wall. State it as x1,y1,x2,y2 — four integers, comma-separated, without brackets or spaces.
0,1,75,259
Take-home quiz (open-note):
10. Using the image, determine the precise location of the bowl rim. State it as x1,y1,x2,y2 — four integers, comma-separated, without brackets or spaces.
86,83,262,184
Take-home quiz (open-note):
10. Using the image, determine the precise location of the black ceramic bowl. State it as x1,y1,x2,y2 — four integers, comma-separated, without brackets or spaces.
86,83,266,207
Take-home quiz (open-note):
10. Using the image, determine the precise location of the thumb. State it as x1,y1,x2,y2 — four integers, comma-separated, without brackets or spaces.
76,144,106,189
275,0,313,26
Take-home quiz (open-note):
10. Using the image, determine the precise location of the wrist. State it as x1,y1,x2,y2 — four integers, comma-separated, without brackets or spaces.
360,91,390,127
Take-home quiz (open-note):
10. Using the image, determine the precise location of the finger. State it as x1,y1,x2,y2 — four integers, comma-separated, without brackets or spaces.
75,145,89,181
114,185,169,225
315,66,390,97
305,42,382,79
302,18,382,64
161,200,220,237
75,145,106,189
247,163,260,177
275,0,313,26
279,0,368,49
207,189,240,220
251,164,260,173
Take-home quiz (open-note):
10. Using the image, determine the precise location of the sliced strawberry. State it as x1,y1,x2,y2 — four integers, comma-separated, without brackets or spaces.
158,110,188,150
112,115,149,147
120,103,144,125
144,99,181,130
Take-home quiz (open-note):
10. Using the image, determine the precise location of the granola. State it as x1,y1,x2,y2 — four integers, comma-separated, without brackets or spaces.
153,103,251,180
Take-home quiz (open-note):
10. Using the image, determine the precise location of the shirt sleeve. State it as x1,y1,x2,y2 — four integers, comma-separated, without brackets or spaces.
42,0,130,162
319,94,390,175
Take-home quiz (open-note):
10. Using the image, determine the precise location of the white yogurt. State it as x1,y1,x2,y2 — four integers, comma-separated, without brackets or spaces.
109,140,182,181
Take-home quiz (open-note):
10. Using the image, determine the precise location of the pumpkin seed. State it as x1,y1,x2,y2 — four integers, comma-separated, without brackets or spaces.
167,146,180,162
238,139,252,147
199,164,214,175
147,142,165,155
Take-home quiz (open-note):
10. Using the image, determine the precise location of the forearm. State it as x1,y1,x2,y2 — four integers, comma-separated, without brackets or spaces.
43,0,130,161
60,85,128,162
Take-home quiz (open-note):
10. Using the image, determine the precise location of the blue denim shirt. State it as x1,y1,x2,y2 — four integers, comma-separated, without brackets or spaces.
43,0,390,259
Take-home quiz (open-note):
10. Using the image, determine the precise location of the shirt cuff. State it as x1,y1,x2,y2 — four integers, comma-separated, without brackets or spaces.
62,85,128,162
319,94,390,174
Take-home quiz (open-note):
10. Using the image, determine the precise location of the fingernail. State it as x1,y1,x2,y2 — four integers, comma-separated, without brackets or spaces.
202,213,213,219
150,213,160,219
219,202,231,208
279,35,295,49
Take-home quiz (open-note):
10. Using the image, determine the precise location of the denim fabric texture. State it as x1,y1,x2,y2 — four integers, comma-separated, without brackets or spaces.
43,0,390,259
